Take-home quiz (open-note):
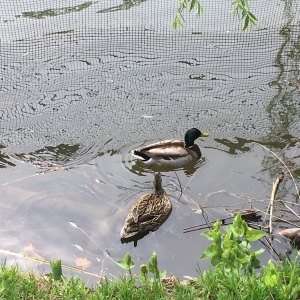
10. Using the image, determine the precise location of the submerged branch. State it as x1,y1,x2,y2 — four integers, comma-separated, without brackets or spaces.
269,173,285,236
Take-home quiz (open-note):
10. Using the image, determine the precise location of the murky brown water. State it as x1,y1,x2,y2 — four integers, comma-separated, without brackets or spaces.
0,0,299,285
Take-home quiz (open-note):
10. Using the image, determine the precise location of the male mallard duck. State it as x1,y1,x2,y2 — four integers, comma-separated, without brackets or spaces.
132,128,209,167
120,172,172,247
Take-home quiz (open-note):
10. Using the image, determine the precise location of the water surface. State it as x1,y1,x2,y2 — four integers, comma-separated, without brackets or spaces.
0,0,299,284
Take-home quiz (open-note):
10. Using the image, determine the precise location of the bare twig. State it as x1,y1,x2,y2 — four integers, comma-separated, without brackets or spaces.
254,207,300,228
272,217,300,228
197,203,214,229
278,199,300,209
254,142,299,200
258,138,297,173
282,203,300,220
69,221,119,272
269,173,284,236
261,236,283,261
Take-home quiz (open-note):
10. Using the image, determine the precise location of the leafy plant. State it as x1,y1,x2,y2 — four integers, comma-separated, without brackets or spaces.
0,269,13,293
139,264,148,283
173,0,203,29
48,259,63,280
263,259,281,296
200,213,266,275
117,252,135,278
148,251,166,282
117,251,166,284
174,0,257,31
263,258,300,300
0,254,300,298
231,0,257,31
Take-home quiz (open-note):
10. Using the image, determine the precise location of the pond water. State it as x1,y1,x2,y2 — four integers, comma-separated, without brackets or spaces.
0,0,299,285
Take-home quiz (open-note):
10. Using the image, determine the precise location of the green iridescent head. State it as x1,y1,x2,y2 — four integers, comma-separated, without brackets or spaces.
184,128,209,147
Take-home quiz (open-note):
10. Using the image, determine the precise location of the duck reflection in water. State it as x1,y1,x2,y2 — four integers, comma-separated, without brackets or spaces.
120,172,172,247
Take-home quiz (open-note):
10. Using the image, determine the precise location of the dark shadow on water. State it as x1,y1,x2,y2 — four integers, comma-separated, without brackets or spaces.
214,135,298,155
21,2,94,19
32,144,81,162
97,0,147,14
0,150,16,169
1,143,105,168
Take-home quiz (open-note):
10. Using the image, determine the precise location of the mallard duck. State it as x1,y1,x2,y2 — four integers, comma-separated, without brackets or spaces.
120,172,172,247
132,128,209,167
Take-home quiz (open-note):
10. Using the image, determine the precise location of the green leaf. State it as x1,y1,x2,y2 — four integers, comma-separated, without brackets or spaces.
211,254,222,266
238,3,245,11
1,270,13,290
251,257,261,269
117,260,134,270
201,230,213,240
190,0,196,11
212,231,222,244
213,219,221,231
254,248,265,256
232,213,248,236
117,260,130,270
231,0,240,6
50,260,63,281
148,251,159,276
249,18,256,25
200,244,218,259
223,247,236,259
246,229,266,241
266,259,276,271
226,224,234,234
183,276,197,280
237,253,250,264
241,9,247,19
223,235,236,249
197,3,203,15
140,264,148,279
248,11,257,20
173,14,184,29
117,252,135,270
265,274,278,287
123,252,132,266
160,270,166,278
243,15,250,31
240,240,250,250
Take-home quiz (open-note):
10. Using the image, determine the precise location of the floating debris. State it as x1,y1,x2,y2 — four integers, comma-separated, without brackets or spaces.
278,228,300,245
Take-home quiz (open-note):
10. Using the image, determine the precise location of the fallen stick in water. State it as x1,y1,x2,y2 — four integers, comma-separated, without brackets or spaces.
269,173,284,237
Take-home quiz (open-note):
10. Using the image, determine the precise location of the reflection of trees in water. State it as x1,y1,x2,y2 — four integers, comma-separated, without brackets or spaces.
267,0,299,141
21,2,94,19
97,0,147,13
21,0,148,19
261,0,300,182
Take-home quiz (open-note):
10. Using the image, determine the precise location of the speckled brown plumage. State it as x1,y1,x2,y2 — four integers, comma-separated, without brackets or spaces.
120,172,172,247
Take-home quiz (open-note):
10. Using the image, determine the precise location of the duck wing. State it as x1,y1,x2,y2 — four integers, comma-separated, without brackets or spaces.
123,193,167,230
121,192,172,244
134,140,189,159
130,193,163,222
137,139,185,150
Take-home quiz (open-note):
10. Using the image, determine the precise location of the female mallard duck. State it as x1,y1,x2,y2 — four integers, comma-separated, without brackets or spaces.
120,172,172,247
132,128,209,167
